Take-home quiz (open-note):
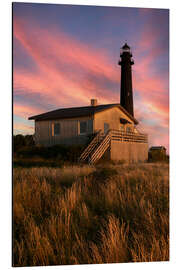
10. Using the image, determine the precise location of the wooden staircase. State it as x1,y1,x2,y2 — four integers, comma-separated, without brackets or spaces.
78,130,111,164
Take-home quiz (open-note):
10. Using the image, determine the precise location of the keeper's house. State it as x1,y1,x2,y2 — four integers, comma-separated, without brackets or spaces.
29,43,148,164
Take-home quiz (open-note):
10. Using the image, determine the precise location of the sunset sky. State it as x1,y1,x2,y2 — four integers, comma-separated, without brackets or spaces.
13,2,169,151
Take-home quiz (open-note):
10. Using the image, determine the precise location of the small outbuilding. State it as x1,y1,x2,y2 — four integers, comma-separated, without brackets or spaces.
148,146,167,161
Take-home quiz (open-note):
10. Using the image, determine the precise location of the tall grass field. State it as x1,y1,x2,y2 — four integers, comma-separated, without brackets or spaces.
13,163,169,266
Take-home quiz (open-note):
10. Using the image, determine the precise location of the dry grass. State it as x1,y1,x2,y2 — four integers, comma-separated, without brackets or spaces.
13,163,169,266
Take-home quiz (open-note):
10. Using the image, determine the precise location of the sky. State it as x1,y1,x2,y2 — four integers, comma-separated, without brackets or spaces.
13,2,169,152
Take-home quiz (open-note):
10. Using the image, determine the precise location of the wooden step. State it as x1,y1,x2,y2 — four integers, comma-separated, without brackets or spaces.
78,130,105,162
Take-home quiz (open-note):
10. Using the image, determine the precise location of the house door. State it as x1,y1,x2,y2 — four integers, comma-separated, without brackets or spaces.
104,123,109,134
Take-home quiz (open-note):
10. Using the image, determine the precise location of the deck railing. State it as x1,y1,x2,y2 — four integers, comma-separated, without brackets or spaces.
110,129,148,143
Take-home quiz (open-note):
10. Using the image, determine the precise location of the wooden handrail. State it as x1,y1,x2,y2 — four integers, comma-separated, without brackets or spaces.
78,130,103,162
110,129,148,143
89,130,111,164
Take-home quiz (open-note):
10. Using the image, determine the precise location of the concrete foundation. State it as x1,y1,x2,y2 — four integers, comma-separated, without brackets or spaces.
110,140,148,163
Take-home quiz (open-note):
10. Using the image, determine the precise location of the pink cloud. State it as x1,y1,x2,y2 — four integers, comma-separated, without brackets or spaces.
13,17,118,86
14,103,42,119
133,27,169,126
13,17,120,110
14,123,34,135
134,74,169,118
138,122,169,153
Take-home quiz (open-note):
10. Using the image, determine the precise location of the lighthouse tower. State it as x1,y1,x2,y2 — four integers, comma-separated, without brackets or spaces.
118,43,134,117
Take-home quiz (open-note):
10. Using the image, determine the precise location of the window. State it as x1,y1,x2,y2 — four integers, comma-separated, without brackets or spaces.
104,123,109,134
80,121,87,134
134,127,138,134
53,123,61,136
126,126,132,133
120,125,125,131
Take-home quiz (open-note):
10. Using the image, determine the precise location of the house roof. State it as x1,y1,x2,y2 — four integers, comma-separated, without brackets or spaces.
28,103,138,124
149,146,166,151
122,43,130,50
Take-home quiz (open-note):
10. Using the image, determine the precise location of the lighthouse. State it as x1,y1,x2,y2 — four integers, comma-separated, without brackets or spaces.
118,43,134,117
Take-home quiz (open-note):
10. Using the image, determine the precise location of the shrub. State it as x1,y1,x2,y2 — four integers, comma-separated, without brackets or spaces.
13,144,85,167
13,135,35,152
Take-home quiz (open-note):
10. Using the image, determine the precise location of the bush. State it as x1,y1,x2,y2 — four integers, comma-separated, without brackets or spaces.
13,135,35,152
13,143,85,167
15,144,83,159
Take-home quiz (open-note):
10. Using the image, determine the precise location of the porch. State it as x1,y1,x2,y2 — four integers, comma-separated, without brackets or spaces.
79,129,148,164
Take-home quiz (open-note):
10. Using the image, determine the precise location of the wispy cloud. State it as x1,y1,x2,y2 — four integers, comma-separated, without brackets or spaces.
13,17,119,107
13,103,42,119
13,122,34,135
